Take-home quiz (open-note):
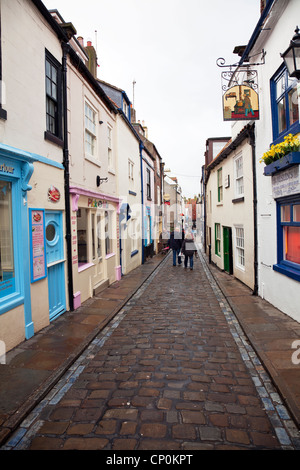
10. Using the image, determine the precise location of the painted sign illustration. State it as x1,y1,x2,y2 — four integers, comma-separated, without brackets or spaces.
221,69,259,122
29,209,47,282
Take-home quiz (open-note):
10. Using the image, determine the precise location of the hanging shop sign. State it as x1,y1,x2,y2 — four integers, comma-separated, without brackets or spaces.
29,209,47,283
48,186,61,203
220,69,259,121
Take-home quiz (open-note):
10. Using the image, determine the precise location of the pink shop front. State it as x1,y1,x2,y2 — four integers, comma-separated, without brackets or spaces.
69,187,121,307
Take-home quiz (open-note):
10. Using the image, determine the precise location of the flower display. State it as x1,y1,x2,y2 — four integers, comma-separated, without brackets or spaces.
260,133,300,165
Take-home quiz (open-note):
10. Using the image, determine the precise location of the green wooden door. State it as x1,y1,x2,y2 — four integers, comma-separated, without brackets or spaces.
223,226,233,274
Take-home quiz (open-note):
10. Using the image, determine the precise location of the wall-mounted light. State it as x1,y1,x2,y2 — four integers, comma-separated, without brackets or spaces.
281,27,300,80
96,175,108,187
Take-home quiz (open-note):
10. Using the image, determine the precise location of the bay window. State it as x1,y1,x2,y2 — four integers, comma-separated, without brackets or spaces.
271,66,300,144
0,180,14,295
274,196,300,281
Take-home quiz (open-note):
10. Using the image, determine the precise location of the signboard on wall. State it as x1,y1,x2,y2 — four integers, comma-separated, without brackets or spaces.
221,69,259,121
272,165,300,199
29,209,47,282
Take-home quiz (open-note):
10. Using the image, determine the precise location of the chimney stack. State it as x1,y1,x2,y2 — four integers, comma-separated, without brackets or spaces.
260,0,266,14
84,40,98,78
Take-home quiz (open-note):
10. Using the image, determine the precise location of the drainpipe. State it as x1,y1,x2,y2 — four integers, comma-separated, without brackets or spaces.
248,124,258,296
62,42,74,311
140,141,145,264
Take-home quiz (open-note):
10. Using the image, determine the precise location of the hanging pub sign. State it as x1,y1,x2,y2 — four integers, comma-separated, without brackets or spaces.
219,67,260,122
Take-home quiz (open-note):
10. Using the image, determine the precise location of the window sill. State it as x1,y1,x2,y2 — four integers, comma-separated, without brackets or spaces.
273,263,300,282
232,197,244,204
263,152,300,176
78,262,94,273
85,154,101,167
44,131,63,148
105,253,115,260
0,293,24,315
0,107,7,120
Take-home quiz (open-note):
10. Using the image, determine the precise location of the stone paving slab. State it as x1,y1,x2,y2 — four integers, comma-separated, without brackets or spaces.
2,250,300,450
0,254,165,446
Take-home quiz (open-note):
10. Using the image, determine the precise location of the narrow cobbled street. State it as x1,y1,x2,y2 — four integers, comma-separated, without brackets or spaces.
2,250,298,451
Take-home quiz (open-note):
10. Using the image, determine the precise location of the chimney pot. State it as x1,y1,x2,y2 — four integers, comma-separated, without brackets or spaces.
87,40,92,47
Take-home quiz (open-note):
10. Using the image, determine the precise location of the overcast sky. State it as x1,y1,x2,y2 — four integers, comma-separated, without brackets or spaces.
43,0,261,198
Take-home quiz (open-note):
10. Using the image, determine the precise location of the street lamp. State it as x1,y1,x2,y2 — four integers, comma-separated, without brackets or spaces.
281,26,300,80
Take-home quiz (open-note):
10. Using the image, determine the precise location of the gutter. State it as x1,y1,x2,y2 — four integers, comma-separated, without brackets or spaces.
247,124,259,296
239,0,275,65
62,42,74,311
140,141,145,264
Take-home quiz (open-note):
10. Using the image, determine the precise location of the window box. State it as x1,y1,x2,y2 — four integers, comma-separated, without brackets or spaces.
264,151,300,176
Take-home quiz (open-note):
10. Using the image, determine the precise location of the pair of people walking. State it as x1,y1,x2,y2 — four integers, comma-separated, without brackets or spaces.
168,227,197,270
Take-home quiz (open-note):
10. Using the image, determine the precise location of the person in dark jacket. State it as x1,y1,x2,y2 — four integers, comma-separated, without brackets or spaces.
168,227,183,266
182,232,197,270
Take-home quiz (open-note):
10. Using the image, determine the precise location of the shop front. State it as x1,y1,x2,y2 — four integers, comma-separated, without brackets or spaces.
0,143,68,352
69,187,121,307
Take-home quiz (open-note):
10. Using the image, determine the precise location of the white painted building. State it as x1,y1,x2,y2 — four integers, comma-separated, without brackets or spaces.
0,0,70,351
228,0,300,322
97,80,143,275
205,125,257,291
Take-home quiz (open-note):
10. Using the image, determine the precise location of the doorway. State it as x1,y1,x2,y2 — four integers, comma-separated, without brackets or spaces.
45,211,66,321
223,226,233,274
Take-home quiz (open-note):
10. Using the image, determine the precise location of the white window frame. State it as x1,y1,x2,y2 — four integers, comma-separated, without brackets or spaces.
235,225,245,271
107,125,114,172
84,100,98,161
128,159,134,181
234,153,244,198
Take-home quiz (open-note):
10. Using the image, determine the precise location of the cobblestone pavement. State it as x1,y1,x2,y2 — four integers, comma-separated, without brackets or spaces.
2,251,300,451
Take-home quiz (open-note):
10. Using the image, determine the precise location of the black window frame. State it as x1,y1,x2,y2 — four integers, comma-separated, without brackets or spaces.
146,168,151,200
45,49,63,146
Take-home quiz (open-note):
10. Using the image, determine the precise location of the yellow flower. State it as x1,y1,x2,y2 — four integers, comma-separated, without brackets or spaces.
260,133,300,165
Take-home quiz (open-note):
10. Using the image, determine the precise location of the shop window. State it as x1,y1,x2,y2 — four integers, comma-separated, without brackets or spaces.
215,223,221,256
274,196,300,281
270,66,300,144
96,214,102,259
105,210,112,255
0,180,14,295
45,50,62,143
77,208,88,266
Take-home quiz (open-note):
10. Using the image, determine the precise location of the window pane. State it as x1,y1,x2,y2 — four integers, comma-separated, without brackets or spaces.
0,181,15,296
288,85,299,126
97,215,102,258
276,74,286,97
281,205,291,222
77,208,88,265
284,226,300,264
105,211,111,255
293,204,300,222
277,98,286,134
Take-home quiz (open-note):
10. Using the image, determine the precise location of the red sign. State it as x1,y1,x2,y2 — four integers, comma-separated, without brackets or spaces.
48,186,60,203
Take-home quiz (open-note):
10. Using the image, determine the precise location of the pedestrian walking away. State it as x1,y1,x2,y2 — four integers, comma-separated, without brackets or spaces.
182,232,197,270
168,226,183,266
